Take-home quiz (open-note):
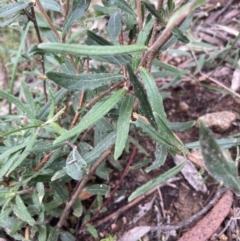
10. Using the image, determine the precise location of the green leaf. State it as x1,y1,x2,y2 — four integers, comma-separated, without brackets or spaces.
92,4,117,15
39,226,47,241
48,227,59,241
60,231,76,241
0,1,31,18
73,198,83,217
129,161,185,201
54,88,126,143
114,94,134,160
112,0,136,16
7,131,37,176
140,68,167,123
200,122,240,195
46,72,124,90
0,143,26,162
172,27,190,44
154,112,187,153
84,131,116,164
87,30,131,65
167,0,175,12
66,148,87,180
133,114,185,154
0,151,20,179
108,11,122,40
126,64,157,129
186,137,240,149
87,224,98,239
84,184,110,196
38,88,68,120
168,120,195,132
142,1,162,20
145,144,167,172
13,195,35,226
133,18,154,68
161,14,193,51
38,43,147,56
0,90,35,119
62,0,91,38
152,59,182,73
21,80,36,117
0,14,19,28
30,141,65,153
40,0,62,12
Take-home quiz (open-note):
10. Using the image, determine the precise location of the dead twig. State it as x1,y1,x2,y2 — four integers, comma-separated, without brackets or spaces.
149,187,229,233
79,177,180,231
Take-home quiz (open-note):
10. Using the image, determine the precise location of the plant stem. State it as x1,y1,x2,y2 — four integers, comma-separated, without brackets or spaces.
136,0,143,31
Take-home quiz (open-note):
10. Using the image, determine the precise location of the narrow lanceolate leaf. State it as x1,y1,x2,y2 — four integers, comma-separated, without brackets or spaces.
0,2,31,18
38,43,147,56
54,88,126,143
66,148,87,180
0,90,35,119
84,132,116,164
145,144,167,172
84,184,110,196
13,195,35,226
7,131,37,176
21,80,36,117
142,1,162,20
133,113,185,155
128,161,185,201
46,72,124,90
200,122,240,196
0,14,19,28
140,68,167,123
112,0,136,16
114,94,134,160
108,11,122,39
62,0,91,38
126,64,157,129
154,112,187,153
168,120,195,132
133,18,154,68
40,0,62,12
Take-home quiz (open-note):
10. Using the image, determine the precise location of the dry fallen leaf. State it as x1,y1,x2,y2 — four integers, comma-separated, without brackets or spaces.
178,189,233,241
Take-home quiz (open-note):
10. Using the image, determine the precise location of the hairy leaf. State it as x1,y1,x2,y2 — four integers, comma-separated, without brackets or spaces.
40,0,61,12
38,43,147,56
145,144,167,172
47,72,124,90
112,0,136,16
0,1,31,18
140,68,167,122
62,0,91,38
66,148,87,180
200,122,240,196
129,161,185,201
108,11,122,39
54,88,126,143
127,64,157,129
114,94,134,160
13,195,35,226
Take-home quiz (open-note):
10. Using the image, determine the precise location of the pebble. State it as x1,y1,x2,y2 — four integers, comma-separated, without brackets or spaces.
196,111,237,131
